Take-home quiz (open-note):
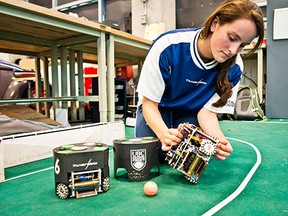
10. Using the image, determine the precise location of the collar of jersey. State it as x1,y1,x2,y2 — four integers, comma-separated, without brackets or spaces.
191,29,218,70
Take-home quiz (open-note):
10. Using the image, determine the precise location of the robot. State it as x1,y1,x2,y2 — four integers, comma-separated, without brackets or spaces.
53,142,110,199
165,123,218,184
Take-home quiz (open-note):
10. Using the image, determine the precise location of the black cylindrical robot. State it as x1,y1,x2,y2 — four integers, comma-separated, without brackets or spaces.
53,142,110,199
113,137,160,182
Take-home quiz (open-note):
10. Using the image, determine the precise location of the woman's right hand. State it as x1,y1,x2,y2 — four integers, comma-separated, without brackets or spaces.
160,128,183,151
141,96,183,151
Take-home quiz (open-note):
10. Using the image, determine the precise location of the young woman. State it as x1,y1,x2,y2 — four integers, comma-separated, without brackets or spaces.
135,0,264,161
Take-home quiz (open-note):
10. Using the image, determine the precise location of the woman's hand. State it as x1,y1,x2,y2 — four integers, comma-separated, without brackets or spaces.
197,108,233,160
214,138,233,160
160,128,183,151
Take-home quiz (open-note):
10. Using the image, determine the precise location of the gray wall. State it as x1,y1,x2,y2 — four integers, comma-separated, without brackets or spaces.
176,0,223,28
266,1,288,118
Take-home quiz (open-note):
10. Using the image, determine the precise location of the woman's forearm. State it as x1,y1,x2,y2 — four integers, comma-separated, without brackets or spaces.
197,107,225,140
142,96,168,140
141,96,182,149
197,107,233,160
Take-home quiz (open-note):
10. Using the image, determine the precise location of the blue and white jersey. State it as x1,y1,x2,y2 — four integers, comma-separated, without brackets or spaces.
137,28,243,114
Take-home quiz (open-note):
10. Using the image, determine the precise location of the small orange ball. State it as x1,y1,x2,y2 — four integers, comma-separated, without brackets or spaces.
143,181,158,196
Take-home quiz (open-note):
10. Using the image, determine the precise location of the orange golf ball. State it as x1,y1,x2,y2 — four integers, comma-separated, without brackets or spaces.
143,181,158,196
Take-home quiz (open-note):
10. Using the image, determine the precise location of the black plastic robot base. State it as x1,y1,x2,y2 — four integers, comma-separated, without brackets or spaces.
53,142,110,199
113,137,160,182
165,123,218,184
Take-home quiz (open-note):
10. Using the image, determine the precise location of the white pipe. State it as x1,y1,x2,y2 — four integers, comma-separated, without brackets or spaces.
98,0,102,22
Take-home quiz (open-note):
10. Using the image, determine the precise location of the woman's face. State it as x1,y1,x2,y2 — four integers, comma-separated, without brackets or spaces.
210,18,257,63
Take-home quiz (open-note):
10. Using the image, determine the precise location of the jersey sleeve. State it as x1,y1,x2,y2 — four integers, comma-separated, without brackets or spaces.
136,36,171,104
203,82,240,114
203,54,243,114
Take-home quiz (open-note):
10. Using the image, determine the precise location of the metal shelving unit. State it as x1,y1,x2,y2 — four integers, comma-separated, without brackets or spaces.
0,0,151,122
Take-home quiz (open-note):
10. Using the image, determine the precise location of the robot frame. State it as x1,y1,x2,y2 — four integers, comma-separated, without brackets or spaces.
165,123,219,184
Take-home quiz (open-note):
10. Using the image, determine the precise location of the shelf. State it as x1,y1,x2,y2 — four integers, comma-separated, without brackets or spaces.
0,0,152,122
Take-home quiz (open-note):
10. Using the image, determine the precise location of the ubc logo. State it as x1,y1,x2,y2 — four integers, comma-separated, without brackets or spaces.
130,149,146,171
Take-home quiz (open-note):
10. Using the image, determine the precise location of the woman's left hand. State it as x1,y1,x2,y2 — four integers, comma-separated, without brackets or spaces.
214,138,233,160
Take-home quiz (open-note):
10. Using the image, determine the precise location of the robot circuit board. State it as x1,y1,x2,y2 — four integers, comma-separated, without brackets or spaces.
165,123,219,184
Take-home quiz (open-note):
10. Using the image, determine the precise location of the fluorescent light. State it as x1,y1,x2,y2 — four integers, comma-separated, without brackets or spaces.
55,0,98,12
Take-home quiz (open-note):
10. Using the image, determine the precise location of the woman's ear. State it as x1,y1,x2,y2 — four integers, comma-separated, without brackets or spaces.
210,17,219,32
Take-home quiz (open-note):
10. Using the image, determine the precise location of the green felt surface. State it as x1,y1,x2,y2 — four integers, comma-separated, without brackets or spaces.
1,120,287,215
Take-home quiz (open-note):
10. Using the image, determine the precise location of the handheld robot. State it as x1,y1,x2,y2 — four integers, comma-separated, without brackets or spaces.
165,123,218,184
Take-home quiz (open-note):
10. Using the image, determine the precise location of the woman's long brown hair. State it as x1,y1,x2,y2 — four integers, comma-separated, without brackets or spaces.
200,0,264,107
